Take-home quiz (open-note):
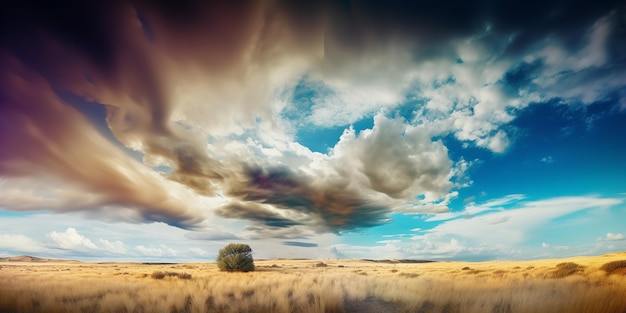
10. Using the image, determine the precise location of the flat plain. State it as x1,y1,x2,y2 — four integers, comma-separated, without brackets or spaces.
1,252,625,313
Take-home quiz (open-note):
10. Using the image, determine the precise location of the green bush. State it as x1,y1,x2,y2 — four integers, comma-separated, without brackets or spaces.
217,243,255,272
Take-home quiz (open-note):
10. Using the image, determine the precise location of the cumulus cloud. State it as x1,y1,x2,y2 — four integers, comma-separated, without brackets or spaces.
0,0,623,240
46,228,98,251
328,114,454,200
0,234,46,254
99,239,127,254
604,233,625,241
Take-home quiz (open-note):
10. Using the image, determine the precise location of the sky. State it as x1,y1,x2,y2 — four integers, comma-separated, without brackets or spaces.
0,0,625,262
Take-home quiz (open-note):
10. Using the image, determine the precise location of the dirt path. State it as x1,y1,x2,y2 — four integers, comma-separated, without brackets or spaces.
343,296,401,313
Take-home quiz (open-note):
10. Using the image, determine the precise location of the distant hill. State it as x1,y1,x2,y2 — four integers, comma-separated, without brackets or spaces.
0,255,78,263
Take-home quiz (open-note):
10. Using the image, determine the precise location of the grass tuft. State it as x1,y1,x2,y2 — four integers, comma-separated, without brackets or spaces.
551,262,584,279
399,272,419,278
151,271,165,279
151,271,191,280
600,260,626,275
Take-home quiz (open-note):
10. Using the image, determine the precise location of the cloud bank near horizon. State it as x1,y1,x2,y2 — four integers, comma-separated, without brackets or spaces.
1,0,625,241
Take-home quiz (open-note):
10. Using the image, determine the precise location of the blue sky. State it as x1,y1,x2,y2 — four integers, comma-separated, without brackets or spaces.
0,0,625,262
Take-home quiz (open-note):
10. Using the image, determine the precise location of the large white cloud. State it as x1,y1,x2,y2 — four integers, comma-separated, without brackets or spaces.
0,234,46,254
326,114,454,201
46,228,99,251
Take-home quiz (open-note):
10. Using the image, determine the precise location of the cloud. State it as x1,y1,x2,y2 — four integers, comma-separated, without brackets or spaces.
0,234,46,254
605,233,625,241
0,0,623,240
215,201,306,228
0,55,214,227
425,194,525,222
432,196,620,242
412,196,622,258
542,242,569,250
376,240,402,244
328,114,455,200
45,228,99,251
325,243,406,260
282,241,319,248
242,225,313,240
189,248,210,257
185,229,241,241
541,156,555,163
99,239,127,254
135,244,177,257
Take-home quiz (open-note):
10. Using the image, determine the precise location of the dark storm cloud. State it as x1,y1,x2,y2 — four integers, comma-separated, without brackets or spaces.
0,0,623,233
223,166,391,232
318,0,624,64
282,241,319,248
0,54,204,227
215,201,303,228
242,225,311,240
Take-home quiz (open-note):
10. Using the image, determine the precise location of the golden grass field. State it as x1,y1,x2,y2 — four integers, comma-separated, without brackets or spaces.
1,253,626,313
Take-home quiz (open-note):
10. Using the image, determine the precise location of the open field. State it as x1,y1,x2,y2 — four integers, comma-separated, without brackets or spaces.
1,253,626,313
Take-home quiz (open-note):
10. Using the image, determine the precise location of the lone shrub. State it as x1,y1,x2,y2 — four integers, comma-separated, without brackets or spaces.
217,243,255,272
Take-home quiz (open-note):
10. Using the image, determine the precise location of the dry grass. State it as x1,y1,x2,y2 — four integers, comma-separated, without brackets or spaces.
600,260,626,275
550,262,585,278
151,271,192,280
0,253,625,313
